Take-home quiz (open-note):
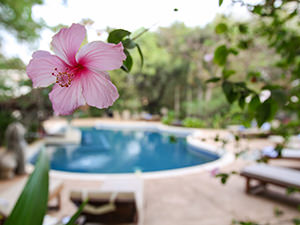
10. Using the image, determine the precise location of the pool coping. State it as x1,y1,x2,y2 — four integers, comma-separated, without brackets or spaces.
27,121,235,180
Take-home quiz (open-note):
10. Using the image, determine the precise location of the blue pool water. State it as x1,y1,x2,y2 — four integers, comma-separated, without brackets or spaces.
34,127,219,173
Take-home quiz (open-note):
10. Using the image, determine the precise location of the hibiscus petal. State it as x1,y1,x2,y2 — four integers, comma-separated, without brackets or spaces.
26,51,66,88
49,78,86,115
81,70,119,109
96,70,111,81
76,41,126,71
51,23,86,66
32,50,51,58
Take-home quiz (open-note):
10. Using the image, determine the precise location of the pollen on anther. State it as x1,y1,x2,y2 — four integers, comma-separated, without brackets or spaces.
52,67,74,88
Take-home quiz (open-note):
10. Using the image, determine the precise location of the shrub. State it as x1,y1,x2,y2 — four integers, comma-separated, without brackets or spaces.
182,117,206,128
161,111,175,125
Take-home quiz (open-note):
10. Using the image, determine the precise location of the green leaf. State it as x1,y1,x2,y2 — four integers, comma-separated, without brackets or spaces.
215,173,229,184
238,40,249,49
238,24,248,34
169,135,178,143
239,97,246,109
222,81,237,103
271,89,287,106
239,222,259,225
228,48,238,55
273,207,284,217
215,23,228,34
66,199,88,225
262,84,282,90
122,38,136,49
256,98,278,127
121,65,129,72
206,77,221,83
136,44,144,68
286,187,300,195
4,149,49,225
247,71,261,79
219,0,224,6
108,29,131,44
214,45,228,66
222,69,235,79
252,5,263,15
248,95,260,113
293,218,300,225
123,49,133,72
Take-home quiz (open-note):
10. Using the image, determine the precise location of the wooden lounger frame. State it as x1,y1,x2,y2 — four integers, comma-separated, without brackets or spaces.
240,166,300,194
70,192,138,225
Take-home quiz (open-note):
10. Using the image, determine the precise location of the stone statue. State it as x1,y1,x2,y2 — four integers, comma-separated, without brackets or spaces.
0,122,27,179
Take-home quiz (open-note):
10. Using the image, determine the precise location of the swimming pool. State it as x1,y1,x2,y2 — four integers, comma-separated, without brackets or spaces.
33,127,220,173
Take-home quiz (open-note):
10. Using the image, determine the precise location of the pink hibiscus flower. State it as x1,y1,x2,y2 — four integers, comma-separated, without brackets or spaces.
26,23,126,115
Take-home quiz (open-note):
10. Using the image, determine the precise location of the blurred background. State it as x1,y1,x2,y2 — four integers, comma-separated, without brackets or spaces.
0,0,299,145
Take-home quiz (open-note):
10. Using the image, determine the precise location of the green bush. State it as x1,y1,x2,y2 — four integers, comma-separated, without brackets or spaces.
182,117,206,128
161,111,175,125
89,107,105,117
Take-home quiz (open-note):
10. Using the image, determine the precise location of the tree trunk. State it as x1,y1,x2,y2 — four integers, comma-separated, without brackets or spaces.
174,86,180,118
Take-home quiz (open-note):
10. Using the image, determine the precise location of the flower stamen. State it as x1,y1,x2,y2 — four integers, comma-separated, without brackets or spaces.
52,68,74,87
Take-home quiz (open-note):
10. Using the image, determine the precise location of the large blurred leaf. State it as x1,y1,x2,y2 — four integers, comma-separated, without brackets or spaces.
4,149,49,225
219,0,224,6
108,29,131,44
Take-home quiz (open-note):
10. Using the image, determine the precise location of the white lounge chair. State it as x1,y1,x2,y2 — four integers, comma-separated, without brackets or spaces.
240,164,300,194
262,146,300,160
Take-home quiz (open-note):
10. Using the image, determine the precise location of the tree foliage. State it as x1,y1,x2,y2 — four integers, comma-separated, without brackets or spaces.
0,0,44,42
211,0,300,130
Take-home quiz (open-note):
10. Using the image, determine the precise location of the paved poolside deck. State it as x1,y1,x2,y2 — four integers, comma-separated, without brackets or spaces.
1,118,300,224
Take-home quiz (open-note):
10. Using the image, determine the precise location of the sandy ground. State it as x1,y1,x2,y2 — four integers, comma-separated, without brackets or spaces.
1,118,300,225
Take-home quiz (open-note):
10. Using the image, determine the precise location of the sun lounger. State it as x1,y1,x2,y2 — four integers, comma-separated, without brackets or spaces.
261,146,300,160
0,176,63,217
44,126,81,146
71,191,138,224
240,164,300,194
70,178,144,225
227,123,271,138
